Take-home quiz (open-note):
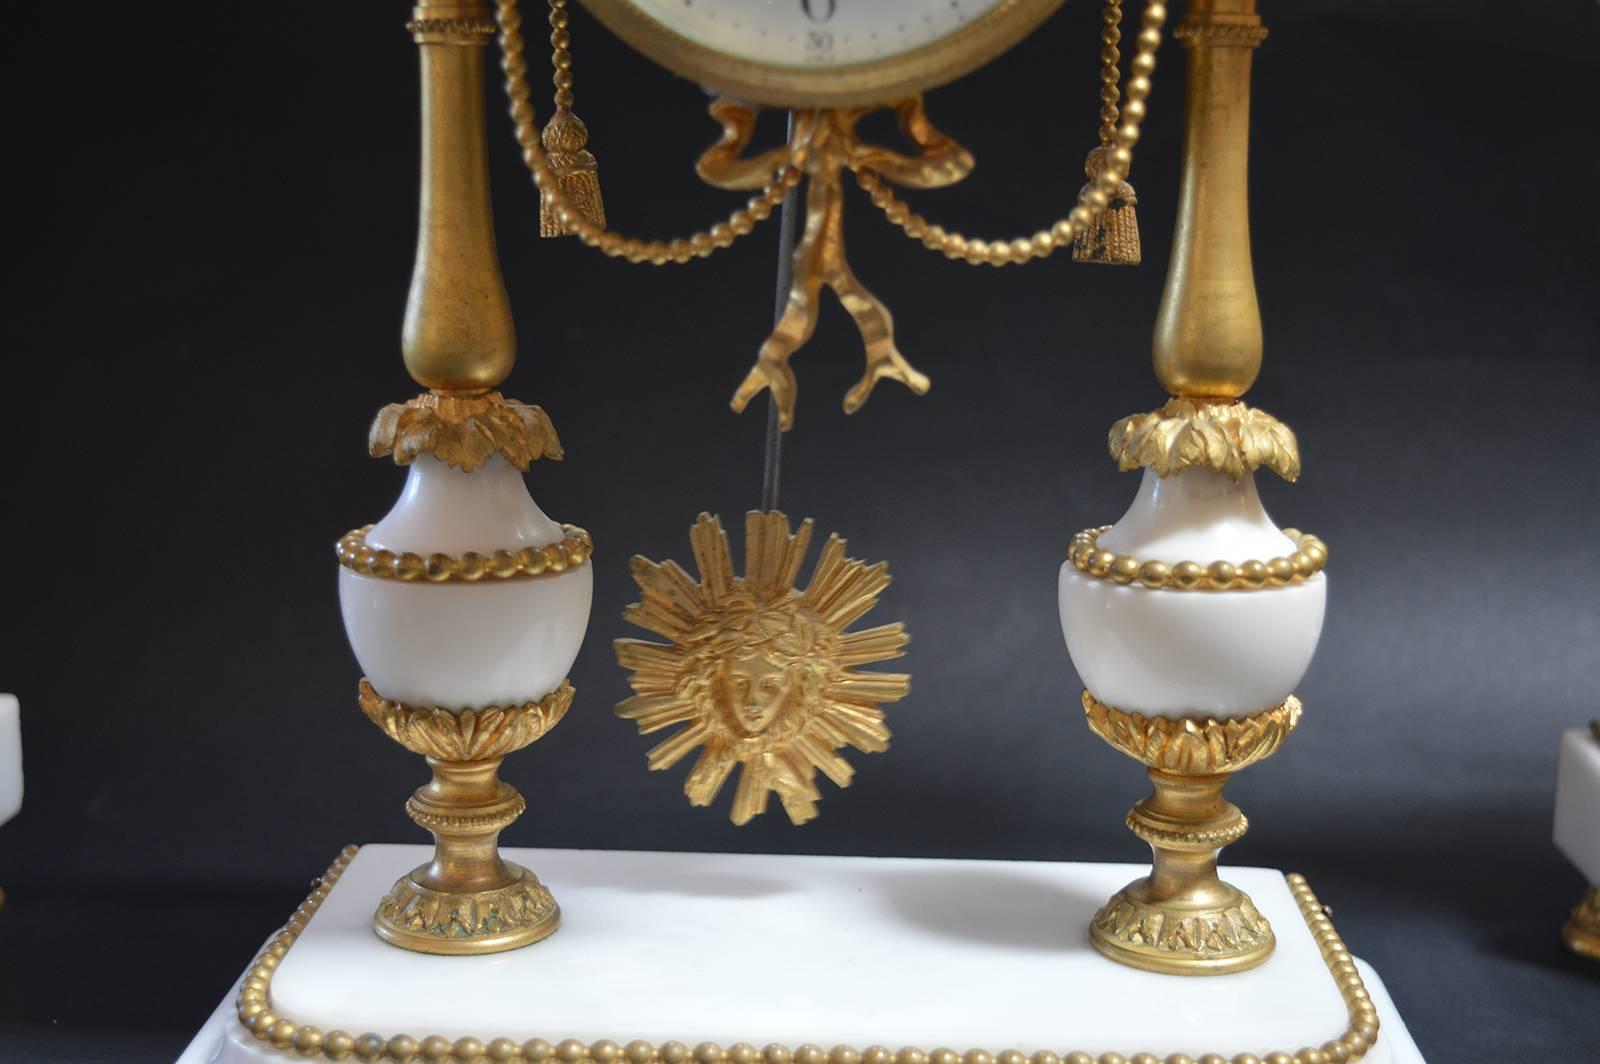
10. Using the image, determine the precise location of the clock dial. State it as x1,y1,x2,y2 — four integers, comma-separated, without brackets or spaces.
626,1,1009,67
582,0,1065,107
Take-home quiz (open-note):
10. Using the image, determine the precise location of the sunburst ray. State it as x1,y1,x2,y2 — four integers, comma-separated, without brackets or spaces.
836,623,911,667
645,721,709,772
689,513,736,604
614,695,699,735
615,510,910,825
685,745,737,808
622,556,705,640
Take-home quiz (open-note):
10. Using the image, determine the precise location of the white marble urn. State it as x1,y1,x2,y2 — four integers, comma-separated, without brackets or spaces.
1059,468,1326,718
339,455,593,710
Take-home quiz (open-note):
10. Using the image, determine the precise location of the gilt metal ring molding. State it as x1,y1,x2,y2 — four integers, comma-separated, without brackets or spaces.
406,17,498,43
357,678,574,761
1082,690,1303,775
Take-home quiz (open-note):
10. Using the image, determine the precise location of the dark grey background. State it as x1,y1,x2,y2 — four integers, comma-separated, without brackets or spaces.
2,1,1597,1060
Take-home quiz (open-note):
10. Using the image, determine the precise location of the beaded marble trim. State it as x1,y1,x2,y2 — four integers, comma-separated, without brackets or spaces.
1066,527,1327,592
233,847,1381,1064
336,526,593,583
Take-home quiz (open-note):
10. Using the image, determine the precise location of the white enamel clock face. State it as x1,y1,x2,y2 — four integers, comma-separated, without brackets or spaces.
582,0,1065,107
628,0,1009,67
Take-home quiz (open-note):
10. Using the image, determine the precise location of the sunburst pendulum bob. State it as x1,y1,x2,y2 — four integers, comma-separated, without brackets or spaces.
615,142,910,825
617,513,908,825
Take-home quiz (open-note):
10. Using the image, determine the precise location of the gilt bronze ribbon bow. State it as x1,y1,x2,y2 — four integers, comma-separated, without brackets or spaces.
696,97,974,430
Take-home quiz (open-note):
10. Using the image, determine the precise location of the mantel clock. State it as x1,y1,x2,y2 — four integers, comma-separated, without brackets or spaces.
325,0,1334,980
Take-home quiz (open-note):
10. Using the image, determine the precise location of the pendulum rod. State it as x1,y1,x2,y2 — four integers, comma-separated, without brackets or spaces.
760,114,800,514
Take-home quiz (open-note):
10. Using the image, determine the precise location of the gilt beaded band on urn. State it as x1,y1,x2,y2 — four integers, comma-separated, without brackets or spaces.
336,525,594,582
1067,526,1326,591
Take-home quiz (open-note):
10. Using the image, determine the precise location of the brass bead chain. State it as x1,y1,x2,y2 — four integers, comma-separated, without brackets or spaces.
236,847,1379,1063
495,0,799,265
1098,0,1123,148
854,0,1166,267
547,0,575,112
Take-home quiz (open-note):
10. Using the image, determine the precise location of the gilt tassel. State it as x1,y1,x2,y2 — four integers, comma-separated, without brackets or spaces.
539,0,604,236
539,108,605,236
1072,144,1141,265
1075,0,1140,265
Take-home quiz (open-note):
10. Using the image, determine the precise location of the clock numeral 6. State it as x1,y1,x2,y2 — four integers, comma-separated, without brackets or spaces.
801,0,837,23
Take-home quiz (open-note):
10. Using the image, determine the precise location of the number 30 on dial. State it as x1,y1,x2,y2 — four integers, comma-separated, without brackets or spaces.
581,0,1066,107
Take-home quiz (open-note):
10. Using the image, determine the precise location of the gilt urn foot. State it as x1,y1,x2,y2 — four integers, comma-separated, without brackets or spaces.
376,862,560,955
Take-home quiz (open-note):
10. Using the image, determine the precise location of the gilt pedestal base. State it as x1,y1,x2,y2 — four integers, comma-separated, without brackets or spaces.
1092,874,1271,976
357,680,574,956
375,863,559,955
180,845,1424,1064
1081,693,1301,976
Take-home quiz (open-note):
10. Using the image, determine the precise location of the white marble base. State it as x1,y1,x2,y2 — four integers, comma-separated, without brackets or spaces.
180,846,1424,1064
1554,727,1600,884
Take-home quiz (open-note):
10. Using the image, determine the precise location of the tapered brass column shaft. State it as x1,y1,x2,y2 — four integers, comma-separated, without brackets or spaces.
1152,0,1266,399
402,3,516,394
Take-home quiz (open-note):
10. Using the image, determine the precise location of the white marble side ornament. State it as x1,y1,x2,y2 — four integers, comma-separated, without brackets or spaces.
0,693,20,912
1555,727,1600,886
1553,725,1600,958
0,694,20,831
